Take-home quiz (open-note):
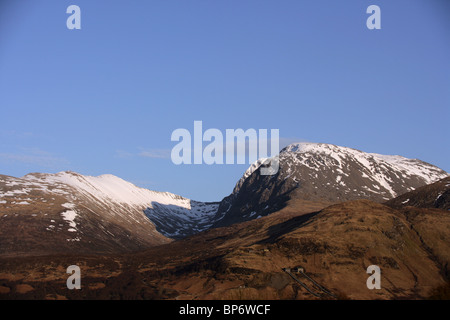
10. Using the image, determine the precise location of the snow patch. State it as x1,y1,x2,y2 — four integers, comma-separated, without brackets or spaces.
61,209,78,230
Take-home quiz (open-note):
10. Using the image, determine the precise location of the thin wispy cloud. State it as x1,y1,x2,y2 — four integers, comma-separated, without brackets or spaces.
0,130,34,139
0,148,69,169
114,150,134,159
139,149,172,159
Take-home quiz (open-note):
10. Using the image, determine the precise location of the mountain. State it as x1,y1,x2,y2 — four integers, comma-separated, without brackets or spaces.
213,142,448,228
1,143,447,256
1,144,449,300
0,171,218,256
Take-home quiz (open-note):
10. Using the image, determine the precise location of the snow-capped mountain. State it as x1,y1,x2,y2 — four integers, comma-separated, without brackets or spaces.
1,143,448,255
0,171,217,255
213,142,448,228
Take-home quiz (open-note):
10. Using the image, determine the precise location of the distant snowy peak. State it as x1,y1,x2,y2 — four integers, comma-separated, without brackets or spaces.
213,142,448,228
20,171,220,239
0,171,171,254
23,171,189,209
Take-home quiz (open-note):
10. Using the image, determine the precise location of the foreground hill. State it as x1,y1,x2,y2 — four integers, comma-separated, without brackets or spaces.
385,176,450,210
1,195,449,300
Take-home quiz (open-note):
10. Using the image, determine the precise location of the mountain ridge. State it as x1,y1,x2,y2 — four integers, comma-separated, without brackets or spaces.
0,171,218,255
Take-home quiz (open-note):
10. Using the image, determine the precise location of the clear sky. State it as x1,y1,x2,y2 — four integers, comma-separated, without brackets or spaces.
0,0,449,202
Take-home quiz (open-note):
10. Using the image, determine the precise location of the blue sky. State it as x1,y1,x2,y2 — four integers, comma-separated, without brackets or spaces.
0,0,449,202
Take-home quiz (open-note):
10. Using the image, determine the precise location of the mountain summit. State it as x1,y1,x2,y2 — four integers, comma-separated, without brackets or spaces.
213,142,448,228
